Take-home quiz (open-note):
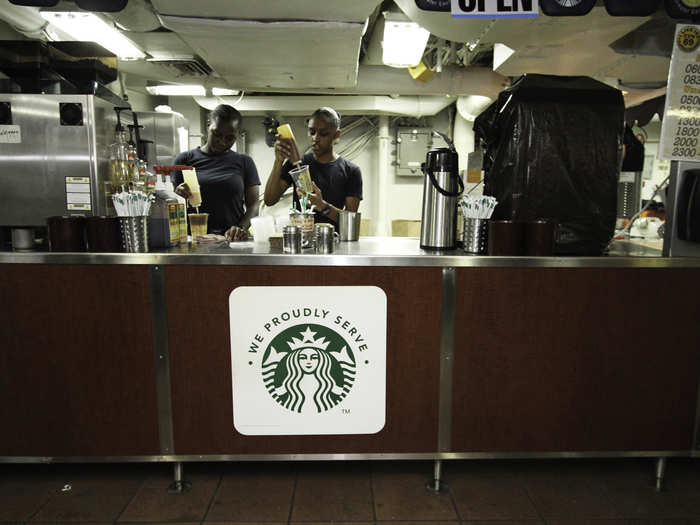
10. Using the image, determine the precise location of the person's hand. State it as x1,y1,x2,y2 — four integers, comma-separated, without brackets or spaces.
225,225,249,242
274,136,301,165
175,182,192,199
307,181,324,209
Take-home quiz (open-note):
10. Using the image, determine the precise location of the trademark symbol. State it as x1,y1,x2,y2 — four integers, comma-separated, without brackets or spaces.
342,408,351,414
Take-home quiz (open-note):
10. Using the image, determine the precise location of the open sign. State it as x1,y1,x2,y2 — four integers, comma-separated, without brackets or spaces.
451,0,539,17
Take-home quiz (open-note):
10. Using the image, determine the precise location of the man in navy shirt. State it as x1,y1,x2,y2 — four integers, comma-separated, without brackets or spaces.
174,104,260,241
264,107,362,225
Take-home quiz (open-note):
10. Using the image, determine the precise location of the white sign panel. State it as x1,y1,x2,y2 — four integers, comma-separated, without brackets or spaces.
66,176,91,210
451,0,538,18
229,286,387,436
660,25,700,161
0,125,21,143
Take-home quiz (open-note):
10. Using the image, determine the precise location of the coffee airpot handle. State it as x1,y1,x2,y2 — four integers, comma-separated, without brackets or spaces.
423,163,464,197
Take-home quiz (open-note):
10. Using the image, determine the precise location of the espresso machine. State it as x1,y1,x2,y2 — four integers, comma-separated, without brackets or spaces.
420,147,464,250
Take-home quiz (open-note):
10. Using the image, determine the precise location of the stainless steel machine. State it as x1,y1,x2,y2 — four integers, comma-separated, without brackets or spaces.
663,160,700,256
0,92,130,228
0,41,189,249
137,111,189,170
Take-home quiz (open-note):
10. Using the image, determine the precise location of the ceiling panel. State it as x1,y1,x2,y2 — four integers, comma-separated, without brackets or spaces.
161,16,364,89
151,0,380,23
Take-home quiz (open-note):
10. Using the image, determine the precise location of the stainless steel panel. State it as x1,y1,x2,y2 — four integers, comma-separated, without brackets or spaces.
0,450,691,463
438,267,456,452
150,265,175,455
0,93,130,226
663,160,700,257
137,111,188,169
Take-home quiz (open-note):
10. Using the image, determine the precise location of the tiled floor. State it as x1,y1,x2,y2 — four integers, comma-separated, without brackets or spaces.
2,458,700,525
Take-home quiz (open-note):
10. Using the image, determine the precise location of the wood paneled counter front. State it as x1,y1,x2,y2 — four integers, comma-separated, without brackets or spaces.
1,238,699,462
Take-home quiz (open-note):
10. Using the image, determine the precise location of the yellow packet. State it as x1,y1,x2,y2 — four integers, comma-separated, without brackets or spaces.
277,123,296,141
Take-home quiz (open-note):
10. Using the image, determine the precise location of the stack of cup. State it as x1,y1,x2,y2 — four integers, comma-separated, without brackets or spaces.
47,216,86,252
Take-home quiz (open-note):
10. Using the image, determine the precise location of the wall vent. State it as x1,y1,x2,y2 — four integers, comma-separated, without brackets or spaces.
146,56,213,77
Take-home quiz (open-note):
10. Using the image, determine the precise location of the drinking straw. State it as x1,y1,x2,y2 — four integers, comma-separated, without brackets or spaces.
112,190,153,217
460,195,498,219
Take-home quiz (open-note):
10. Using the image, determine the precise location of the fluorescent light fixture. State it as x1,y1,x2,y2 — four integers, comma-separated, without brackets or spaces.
212,87,240,96
382,15,430,68
145,84,206,96
40,12,145,60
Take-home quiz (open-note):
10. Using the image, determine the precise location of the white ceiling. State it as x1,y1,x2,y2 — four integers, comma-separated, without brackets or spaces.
394,0,668,85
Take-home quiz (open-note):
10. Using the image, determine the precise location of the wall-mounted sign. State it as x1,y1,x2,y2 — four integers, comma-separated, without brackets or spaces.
659,24,700,162
65,176,91,211
229,286,387,436
451,0,539,18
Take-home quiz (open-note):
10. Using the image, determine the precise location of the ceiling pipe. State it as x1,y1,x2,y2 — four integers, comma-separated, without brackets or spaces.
103,0,161,32
193,94,456,118
0,3,52,40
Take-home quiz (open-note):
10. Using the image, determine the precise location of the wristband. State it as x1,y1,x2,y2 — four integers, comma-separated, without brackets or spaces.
321,203,331,216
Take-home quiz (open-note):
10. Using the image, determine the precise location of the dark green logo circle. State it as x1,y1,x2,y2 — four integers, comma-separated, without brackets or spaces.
262,324,356,413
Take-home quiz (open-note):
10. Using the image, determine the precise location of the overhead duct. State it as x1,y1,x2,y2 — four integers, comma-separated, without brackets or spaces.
356,65,504,98
456,95,493,121
103,0,161,32
180,65,505,98
0,3,71,40
193,94,456,118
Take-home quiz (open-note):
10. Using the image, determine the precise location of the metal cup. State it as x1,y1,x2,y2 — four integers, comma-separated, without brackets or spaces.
283,225,301,254
338,210,361,241
314,223,339,254
119,216,149,253
462,218,488,254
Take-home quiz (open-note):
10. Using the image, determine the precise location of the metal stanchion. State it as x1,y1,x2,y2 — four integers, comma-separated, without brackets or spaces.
168,462,192,494
655,457,666,492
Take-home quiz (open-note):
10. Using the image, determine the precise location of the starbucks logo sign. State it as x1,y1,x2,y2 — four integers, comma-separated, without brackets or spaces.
229,286,387,436
263,325,355,413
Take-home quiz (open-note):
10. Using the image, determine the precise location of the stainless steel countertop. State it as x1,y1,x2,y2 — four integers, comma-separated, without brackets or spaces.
1,237,699,268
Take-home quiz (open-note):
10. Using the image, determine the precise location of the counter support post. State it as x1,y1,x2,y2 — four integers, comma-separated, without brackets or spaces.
655,457,666,492
168,462,191,494
150,265,175,456
426,459,448,493
427,268,456,494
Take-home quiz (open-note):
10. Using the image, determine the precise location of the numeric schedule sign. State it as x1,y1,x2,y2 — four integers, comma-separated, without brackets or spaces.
660,25,700,161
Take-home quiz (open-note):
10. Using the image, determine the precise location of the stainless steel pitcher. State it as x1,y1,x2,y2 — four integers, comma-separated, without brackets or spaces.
420,148,463,250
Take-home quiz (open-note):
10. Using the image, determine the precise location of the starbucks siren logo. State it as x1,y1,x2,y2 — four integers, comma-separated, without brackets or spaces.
262,324,356,413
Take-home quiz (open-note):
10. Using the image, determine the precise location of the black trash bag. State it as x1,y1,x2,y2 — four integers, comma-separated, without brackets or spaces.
474,74,625,255
621,124,645,172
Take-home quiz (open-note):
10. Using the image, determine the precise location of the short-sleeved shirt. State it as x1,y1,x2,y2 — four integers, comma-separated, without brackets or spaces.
173,147,260,233
281,153,362,224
